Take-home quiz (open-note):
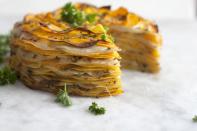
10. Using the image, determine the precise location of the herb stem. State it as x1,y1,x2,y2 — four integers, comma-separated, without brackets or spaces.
55,83,72,107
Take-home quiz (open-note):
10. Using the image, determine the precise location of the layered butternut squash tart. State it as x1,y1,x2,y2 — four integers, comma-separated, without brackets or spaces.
75,3,162,73
9,3,162,97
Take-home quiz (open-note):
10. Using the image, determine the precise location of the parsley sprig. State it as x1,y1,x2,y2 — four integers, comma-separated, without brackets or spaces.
0,34,10,63
0,66,17,85
193,115,197,122
89,102,106,115
99,26,115,43
55,83,72,107
0,34,17,86
101,34,107,41
101,33,115,43
61,2,97,26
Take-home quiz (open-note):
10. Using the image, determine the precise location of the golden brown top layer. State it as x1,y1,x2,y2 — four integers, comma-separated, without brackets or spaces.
73,3,159,33
11,2,162,58
50,3,159,33
19,13,116,48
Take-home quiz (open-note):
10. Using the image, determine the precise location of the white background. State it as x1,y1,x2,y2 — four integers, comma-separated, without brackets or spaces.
0,0,196,20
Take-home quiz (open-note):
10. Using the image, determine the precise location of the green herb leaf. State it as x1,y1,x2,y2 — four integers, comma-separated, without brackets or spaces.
61,2,97,26
55,83,72,107
86,13,97,23
101,34,107,41
0,34,10,63
89,102,106,115
193,115,197,122
101,33,115,44
0,66,17,86
0,56,4,63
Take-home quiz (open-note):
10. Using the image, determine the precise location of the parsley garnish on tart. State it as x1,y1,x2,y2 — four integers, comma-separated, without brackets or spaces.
61,2,97,26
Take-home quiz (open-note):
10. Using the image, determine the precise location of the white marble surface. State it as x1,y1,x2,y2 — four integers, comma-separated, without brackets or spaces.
1,20,197,131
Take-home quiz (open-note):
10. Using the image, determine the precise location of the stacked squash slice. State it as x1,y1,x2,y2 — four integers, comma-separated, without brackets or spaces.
9,12,122,97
